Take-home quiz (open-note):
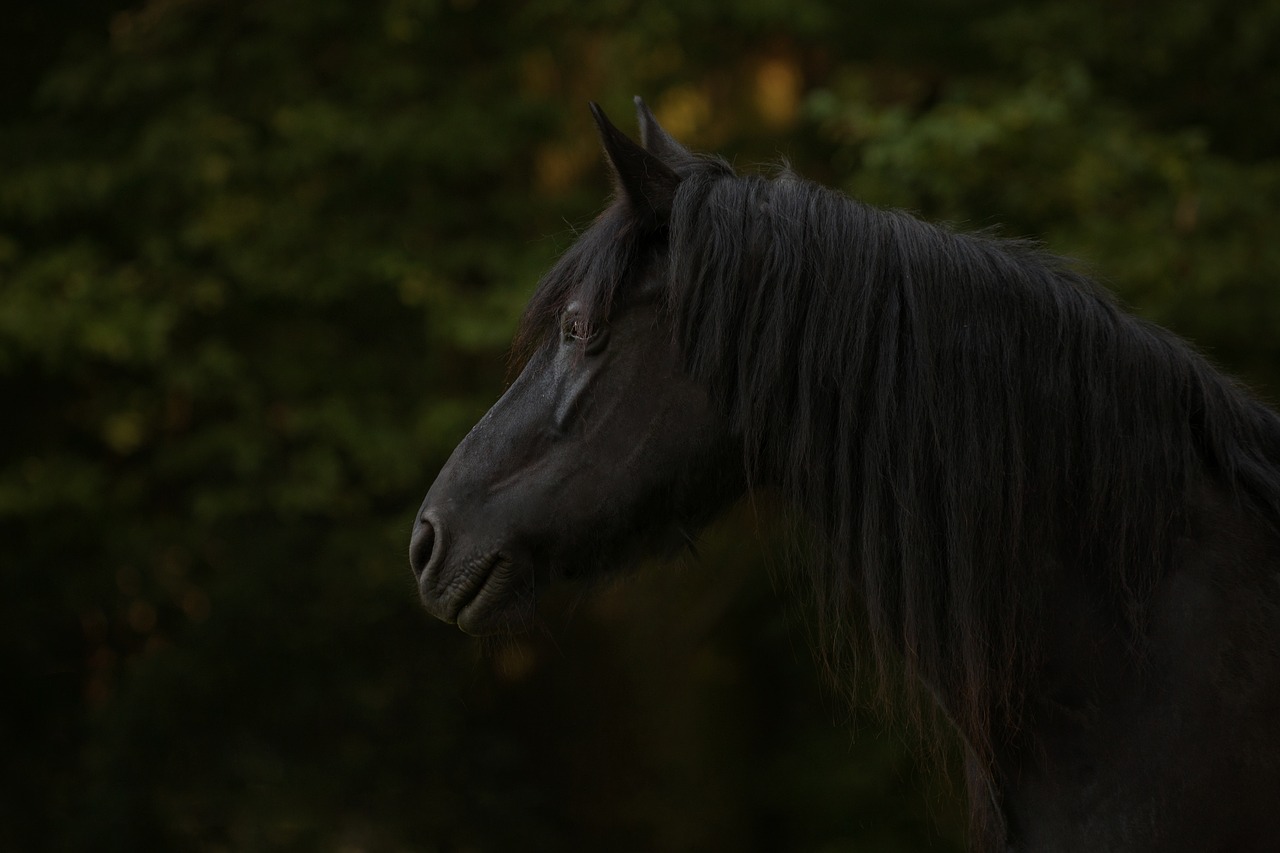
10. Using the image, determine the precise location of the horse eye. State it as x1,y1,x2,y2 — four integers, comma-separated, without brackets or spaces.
560,314,609,354
561,315,589,341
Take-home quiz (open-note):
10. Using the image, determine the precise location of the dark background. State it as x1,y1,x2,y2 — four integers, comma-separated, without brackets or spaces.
4,0,1279,849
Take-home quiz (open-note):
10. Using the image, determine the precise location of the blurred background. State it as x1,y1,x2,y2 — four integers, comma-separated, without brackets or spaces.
3,0,1279,850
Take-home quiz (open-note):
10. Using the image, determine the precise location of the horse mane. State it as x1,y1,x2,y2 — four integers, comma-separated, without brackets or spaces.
518,157,1280,767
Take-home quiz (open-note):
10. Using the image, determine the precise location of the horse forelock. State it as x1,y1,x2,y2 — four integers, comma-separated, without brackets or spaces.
513,202,641,367
514,155,735,367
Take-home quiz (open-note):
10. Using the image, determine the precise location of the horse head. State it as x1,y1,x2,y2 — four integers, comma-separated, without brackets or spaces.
410,101,742,635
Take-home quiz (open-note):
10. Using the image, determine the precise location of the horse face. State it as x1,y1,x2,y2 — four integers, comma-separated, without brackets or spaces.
410,279,741,635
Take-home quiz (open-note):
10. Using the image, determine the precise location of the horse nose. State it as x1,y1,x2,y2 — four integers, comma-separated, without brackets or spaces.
410,513,439,581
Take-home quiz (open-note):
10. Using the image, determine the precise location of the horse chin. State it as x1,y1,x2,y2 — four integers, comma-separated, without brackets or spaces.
455,598,528,636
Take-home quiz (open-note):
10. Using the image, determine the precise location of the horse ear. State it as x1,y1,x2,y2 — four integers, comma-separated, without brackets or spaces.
633,96,695,167
589,101,681,223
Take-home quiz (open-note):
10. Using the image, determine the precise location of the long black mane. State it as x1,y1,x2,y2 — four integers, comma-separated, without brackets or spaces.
520,157,1280,763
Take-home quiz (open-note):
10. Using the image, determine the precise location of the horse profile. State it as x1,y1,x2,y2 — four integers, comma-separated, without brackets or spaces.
410,99,1280,851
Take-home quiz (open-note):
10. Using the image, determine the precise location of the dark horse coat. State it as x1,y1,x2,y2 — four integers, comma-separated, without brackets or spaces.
411,99,1280,851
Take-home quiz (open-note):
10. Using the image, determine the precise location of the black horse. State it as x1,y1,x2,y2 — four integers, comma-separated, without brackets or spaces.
411,99,1280,851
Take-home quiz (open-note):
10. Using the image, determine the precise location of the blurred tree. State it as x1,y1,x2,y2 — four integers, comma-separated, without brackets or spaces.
808,0,1280,395
1,0,1276,850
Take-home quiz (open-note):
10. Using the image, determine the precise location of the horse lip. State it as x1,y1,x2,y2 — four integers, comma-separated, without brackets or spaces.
418,547,500,628
455,553,507,634
412,515,491,626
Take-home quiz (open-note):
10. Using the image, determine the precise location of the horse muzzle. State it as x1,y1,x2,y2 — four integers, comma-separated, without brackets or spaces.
411,510,522,635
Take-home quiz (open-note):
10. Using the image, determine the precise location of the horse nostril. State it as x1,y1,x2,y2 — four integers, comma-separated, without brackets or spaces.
410,515,437,580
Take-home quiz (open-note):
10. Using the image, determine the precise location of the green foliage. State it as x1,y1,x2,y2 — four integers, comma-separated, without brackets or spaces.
808,7,1280,393
2,0,1277,850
